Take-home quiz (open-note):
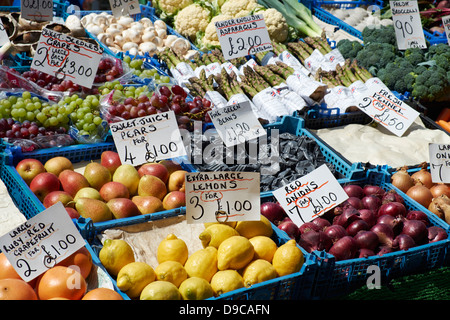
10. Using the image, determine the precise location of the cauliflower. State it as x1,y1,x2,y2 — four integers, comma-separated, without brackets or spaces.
221,0,259,18
174,3,212,39
201,14,233,48
261,8,289,43
154,0,192,15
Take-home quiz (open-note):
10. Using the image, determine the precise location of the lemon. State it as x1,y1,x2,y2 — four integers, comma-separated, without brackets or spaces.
140,281,182,300
116,261,156,299
272,239,304,277
184,246,218,282
204,221,237,229
210,270,244,296
157,234,189,265
179,277,214,300
99,239,135,277
242,259,278,287
249,236,278,262
154,261,188,288
234,215,273,239
217,236,254,271
199,224,240,248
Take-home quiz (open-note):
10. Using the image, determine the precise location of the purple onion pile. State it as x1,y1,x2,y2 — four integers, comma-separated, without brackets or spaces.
261,184,449,261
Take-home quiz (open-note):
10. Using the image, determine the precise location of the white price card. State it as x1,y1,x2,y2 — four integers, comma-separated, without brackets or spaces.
109,0,141,17
390,1,427,50
21,0,53,21
32,28,103,89
273,164,348,227
0,202,85,282
207,100,266,148
0,20,9,46
442,14,450,45
110,111,187,166
354,82,419,137
215,14,273,60
429,143,450,183
185,171,260,224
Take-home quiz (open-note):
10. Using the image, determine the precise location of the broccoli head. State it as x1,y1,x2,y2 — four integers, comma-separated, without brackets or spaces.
336,39,364,60
376,58,414,93
361,25,396,46
403,47,425,65
355,42,398,71
411,65,450,101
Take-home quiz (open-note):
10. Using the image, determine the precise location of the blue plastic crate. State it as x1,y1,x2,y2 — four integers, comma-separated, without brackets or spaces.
81,200,320,300
310,167,450,299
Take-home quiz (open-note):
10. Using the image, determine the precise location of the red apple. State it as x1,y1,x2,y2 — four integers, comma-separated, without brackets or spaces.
65,207,80,220
101,151,122,175
137,163,169,183
29,172,61,202
15,158,46,185
43,190,74,208
162,191,186,210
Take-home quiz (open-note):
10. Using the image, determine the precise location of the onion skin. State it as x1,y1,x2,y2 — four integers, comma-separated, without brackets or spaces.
377,214,404,235
334,206,361,228
428,195,450,222
324,224,347,243
342,197,364,210
298,221,320,235
371,223,395,248
406,184,433,208
346,219,370,237
378,202,407,218
392,234,416,251
311,217,331,231
354,230,379,250
278,221,300,240
401,219,428,244
406,210,430,226
411,164,434,189
329,236,358,261
427,226,448,243
430,184,450,198
363,185,386,199
358,248,376,258
377,246,394,256
362,195,382,211
343,184,364,199
391,167,414,193
382,190,405,205
359,209,377,227
298,230,332,253
260,202,286,225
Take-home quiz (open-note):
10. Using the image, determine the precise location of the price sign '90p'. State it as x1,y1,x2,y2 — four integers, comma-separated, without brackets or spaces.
215,14,273,60
32,28,104,89
390,1,426,50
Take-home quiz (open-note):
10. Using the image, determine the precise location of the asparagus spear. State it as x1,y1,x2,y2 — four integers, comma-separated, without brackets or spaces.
343,59,359,83
266,61,295,79
253,65,286,87
228,71,243,96
219,67,235,100
335,63,352,87
350,59,373,82
272,42,287,56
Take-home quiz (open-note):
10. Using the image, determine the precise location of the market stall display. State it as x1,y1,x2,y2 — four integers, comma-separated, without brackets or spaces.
0,0,449,302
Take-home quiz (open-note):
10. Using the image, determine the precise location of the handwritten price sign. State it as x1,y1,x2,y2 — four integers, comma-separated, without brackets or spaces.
429,143,450,183
390,1,427,50
109,0,141,17
354,82,419,137
0,202,85,282
442,14,450,45
207,100,266,148
32,28,103,89
110,111,187,166
21,0,53,21
185,171,260,224
273,164,348,227
215,14,273,60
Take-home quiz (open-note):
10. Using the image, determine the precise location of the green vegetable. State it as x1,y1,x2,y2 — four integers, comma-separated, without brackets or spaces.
257,0,322,38
361,25,397,46
336,39,363,60
355,42,398,74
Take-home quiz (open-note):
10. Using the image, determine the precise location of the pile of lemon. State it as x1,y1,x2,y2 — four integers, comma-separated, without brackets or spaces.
98,215,304,300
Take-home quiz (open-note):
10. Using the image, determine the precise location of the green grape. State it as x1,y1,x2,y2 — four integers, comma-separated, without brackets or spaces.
102,88,110,95
49,109,58,117
22,91,32,100
57,113,65,123
76,120,85,130
82,122,91,131
17,108,27,118
84,112,94,123
36,112,46,123
123,55,132,64
15,101,25,110
71,94,79,102
70,112,77,121
26,103,35,111
93,116,102,125
79,130,89,136
48,117,58,126
8,95,17,104
2,100,11,109
64,96,72,104
26,111,35,121
34,102,41,109
87,123,96,132
10,109,18,118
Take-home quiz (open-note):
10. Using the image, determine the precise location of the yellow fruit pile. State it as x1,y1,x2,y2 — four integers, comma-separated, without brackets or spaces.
98,215,305,300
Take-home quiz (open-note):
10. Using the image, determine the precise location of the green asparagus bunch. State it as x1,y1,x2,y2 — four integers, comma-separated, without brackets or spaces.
314,59,374,88
286,40,314,64
253,65,286,87
185,68,215,97
240,66,272,99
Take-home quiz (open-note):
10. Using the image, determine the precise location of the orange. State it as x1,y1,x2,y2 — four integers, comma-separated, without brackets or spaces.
82,287,124,300
56,246,93,279
36,266,87,300
0,253,37,288
0,279,38,300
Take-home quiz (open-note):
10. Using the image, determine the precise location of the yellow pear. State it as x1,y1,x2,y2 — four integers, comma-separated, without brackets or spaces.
113,164,140,196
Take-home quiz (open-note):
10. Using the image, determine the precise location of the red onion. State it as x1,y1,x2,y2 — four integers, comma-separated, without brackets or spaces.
324,225,347,243
334,206,361,228
278,220,300,240
311,217,331,231
401,219,427,244
382,190,405,205
378,202,407,218
346,219,370,237
361,195,382,211
354,230,379,250
359,209,377,227
260,202,286,224
392,234,416,251
343,184,364,199
358,248,376,258
371,223,395,247
342,197,364,210
363,185,386,199
427,226,448,243
298,230,332,253
377,246,394,256
329,236,358,261
406,210,430,226
298,222,320,235
377,214,404,235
